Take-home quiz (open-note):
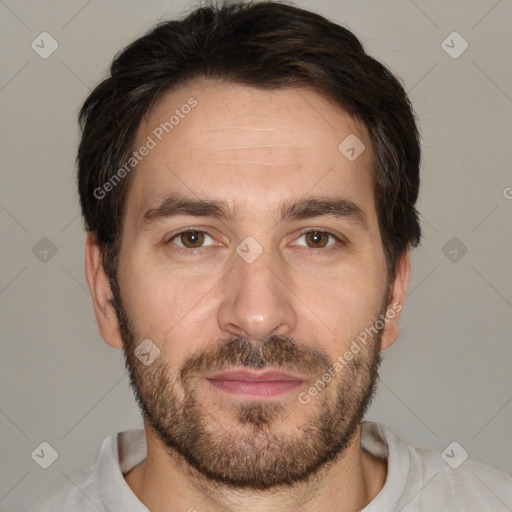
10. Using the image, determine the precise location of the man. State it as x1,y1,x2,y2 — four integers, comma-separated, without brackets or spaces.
33,1,511,511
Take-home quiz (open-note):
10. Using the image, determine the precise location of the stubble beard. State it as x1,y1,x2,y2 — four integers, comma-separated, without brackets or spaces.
110,274,384,490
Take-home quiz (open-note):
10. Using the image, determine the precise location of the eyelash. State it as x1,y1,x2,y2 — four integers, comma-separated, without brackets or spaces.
164,228,345,255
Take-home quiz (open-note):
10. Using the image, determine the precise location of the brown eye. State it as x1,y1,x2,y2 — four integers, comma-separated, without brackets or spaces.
294,230,342,250
304,230,330,248
167,230,215,250
178,230,205,248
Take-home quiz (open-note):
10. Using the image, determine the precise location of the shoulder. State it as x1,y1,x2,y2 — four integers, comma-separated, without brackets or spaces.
404,439,512,510
362,422,511,511
30,429,147,512
30,465,104,512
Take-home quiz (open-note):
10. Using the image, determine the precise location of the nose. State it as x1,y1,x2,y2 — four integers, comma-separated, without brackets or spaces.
216,242,297,342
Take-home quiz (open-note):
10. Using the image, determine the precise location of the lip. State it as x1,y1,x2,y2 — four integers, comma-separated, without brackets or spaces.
205,369,308,382
204,369,308,398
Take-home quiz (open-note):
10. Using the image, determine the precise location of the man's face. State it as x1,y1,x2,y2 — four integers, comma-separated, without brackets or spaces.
111,82,393,489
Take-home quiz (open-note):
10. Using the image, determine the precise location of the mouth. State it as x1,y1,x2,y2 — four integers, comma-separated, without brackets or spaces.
204,369,308,398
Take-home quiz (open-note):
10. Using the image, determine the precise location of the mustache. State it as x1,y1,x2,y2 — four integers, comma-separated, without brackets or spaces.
179,335,332,382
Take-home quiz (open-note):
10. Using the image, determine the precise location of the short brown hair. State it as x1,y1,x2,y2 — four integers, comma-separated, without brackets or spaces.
77,0,421,283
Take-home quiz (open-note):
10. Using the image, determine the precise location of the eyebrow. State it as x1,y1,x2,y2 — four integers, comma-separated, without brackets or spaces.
141,193,368,231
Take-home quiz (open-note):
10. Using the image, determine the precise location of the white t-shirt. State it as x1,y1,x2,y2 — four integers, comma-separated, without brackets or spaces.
31,421,512,511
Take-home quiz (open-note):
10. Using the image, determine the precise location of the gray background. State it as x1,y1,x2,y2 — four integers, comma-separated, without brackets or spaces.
1,0,511,510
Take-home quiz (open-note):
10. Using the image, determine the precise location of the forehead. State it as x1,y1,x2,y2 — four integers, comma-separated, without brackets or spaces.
125,81,375,227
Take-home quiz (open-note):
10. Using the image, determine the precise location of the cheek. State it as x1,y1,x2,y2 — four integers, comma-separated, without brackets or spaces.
297,262,386,344
117,258,172,334
118,256,219,360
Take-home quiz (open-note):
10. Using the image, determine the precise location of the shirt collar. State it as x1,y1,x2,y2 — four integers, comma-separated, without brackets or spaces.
94,421,409,512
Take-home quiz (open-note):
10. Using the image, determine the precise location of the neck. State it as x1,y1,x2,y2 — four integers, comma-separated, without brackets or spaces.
124,421,387,512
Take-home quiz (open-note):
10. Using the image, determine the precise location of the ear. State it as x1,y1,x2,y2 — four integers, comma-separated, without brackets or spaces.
380,250,411,351
85,232,124,349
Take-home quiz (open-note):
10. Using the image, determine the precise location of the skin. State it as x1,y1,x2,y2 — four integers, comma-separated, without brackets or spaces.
85,81,410,512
